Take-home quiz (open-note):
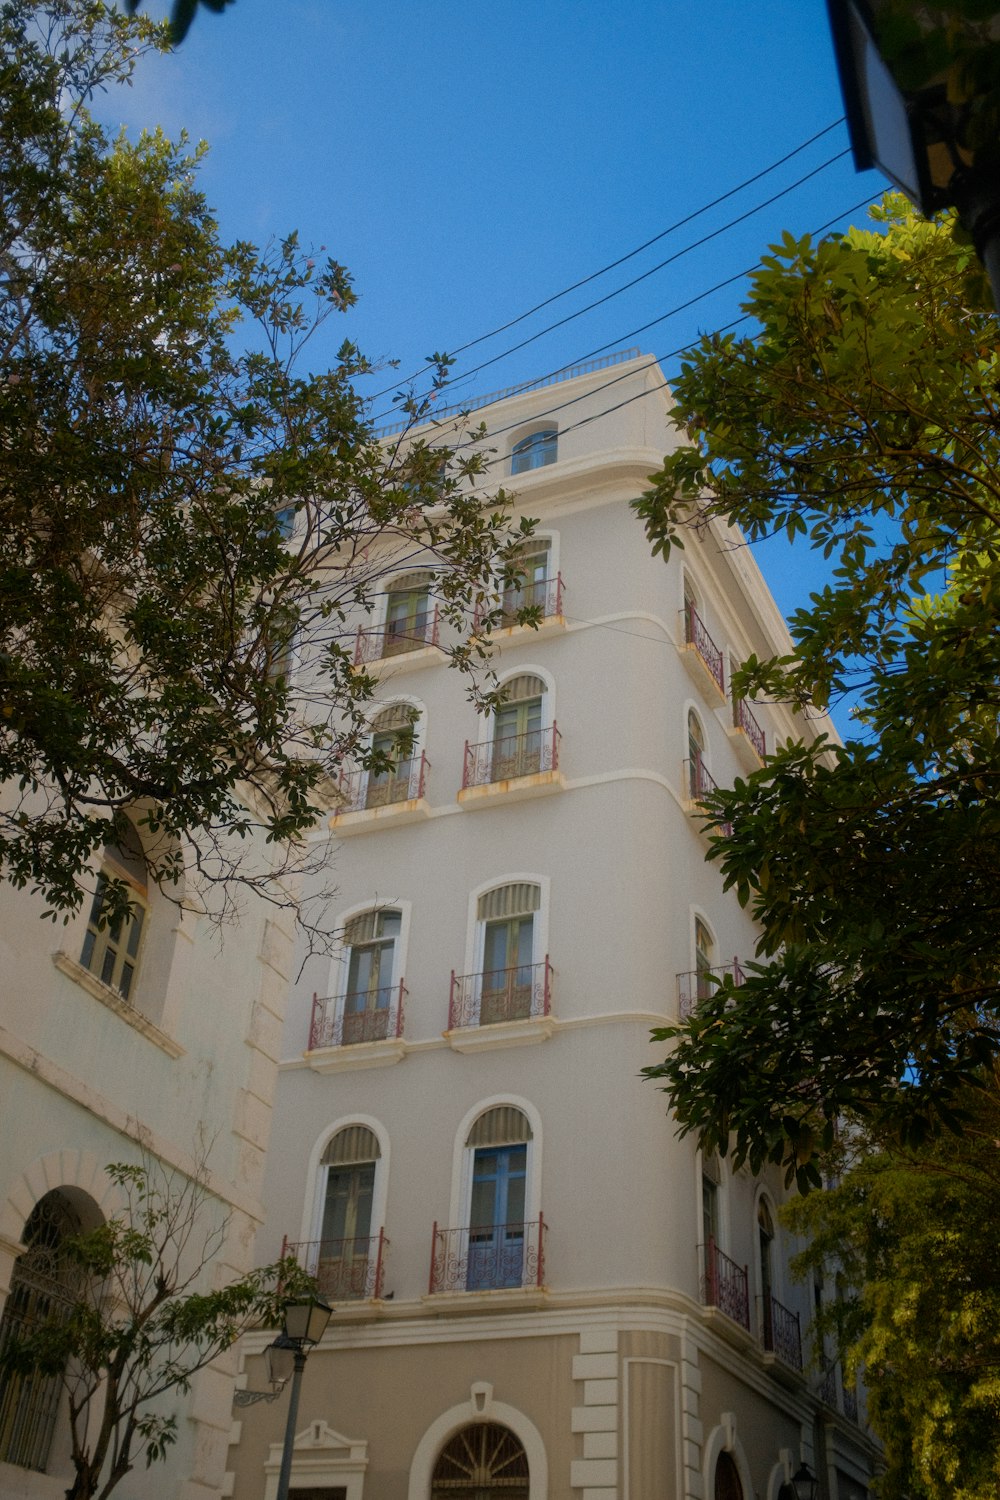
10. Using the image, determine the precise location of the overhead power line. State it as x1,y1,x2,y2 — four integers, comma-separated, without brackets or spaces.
372,145,850,426
367,118,846,405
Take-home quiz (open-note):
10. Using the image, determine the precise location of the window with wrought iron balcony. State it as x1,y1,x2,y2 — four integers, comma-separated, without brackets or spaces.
475,539,564,635
460,674,562,802
680,592,726,701
428,1107,546,1296
308,909,406,1050
449,883,552,1034
354,573,440,665
282,1126,388,1301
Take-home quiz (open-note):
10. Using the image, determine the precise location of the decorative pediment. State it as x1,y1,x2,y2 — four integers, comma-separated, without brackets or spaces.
263,1420,367,1500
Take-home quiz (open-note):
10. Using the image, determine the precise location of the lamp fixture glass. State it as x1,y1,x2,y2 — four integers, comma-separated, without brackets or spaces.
790,1461,819,1500
265,1335,296,1387
282,1295,333,1347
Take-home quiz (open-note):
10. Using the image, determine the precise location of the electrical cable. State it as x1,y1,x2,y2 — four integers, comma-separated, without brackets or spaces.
371,147,850,426
367,117,846,402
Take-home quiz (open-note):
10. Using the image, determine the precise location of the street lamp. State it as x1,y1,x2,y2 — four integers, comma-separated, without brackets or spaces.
272,1295,333,1500
826,0,1000,307
779,1461,819,1500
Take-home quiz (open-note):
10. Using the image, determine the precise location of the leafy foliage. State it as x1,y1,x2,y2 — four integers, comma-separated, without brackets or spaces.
124,0,233,45
786,1095,1000,1500
0,0,529,935
0,1158,311,1500
636,196,1000,1186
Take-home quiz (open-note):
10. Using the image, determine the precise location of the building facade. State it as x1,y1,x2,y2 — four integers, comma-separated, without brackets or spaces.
226,353,877,1500
0,815,297,1499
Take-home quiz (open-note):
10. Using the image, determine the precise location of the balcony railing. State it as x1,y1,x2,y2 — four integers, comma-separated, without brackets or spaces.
463,724,560,789
354,604,440,664
308,981,406,1050
732,695,766,760
677,960,746,1020
703,1237,750,1330
335,753,429,814
282,1229,388,1300
817,1361,839,1408
682,603,725,695
842,1385,859,1423
475,573,565,630
449,957,552,1029
429,1216,546,1294
761,1293,803,1369
684,754,734,836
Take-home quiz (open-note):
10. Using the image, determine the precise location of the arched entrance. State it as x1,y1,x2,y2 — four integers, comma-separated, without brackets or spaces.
431,1423,529,1498
715,1450,745,1500
0,1189,87,1471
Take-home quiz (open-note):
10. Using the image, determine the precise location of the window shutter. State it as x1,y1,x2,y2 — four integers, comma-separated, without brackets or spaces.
466,1106,532,1147
499,674,545,705
476,883,541,922
322,1126,380,1166
386,571,430,596
371,703,417,735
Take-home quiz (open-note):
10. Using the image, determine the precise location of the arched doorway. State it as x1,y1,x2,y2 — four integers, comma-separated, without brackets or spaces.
431,1423,529,1498
715,1451,745,1500
0,1189,87,1471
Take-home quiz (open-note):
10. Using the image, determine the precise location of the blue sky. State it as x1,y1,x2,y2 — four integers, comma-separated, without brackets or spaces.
100,1,891,730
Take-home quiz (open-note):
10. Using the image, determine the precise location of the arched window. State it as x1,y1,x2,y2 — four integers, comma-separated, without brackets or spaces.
492,675,546,782
695,918,716,1003
758,1197,776,1344
510,429,557,475
341,909,403,1045
383,571,435,657
478,885,541,1024
688,709,708,799
501,539,553,625
80,817,148,1002
0,1191,85,1472
366,703,421,809
715,1452,744,1500
314,1126,383,1299
432,1423,529,1497
466,1109,533,1291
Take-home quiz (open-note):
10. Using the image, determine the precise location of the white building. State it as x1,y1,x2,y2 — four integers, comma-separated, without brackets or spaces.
226,353,877,1500
0,815,297,1499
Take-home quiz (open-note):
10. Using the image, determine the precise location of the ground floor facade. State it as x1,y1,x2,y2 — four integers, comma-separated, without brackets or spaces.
225,1298,877,1500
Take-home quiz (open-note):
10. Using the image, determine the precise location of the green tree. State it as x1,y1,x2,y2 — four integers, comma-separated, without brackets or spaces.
636,195,1000,1186
0,0,528,937
785,1095,1000,1500
124,0,233,46
0,1158,312,1500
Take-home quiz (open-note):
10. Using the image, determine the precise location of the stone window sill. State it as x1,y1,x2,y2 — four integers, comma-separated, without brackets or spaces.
52,951,184,1058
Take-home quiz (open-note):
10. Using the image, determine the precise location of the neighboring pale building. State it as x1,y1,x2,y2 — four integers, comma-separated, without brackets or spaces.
226,352,877,1500
0,815,297,1499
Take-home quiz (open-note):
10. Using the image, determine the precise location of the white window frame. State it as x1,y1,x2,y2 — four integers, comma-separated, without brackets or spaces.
509,427,558,475
465,874,550,979
362,696,426,807
328,899,412,1036
301,1115,391,1250
449,1096,543,1234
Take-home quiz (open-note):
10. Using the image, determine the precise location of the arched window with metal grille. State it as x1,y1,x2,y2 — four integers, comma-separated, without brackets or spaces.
431,1422,530,1497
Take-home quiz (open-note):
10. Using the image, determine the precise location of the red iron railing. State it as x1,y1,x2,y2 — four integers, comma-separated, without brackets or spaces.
683,603,725,695
677,960,746,1020
334,753,429,814
282,1229,388,1300
428,1216,546,1294
761,1293,803,1369
308,981,406,1050
684,754,734,836
463,724,560,789
703,1237,750,1329
354,604,440,665
732,695,766,760
474,572,565,630
449,957,552,1029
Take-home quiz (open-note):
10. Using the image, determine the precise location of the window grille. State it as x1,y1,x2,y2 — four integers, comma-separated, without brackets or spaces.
466,1106,533,1148
321,1126,381,1167
432,1423,529,1495
477,884,541,922
498,674,545,705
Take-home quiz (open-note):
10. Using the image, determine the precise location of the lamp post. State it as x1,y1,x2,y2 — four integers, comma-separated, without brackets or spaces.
826,0,1000,309
779,1460,819,1500
271,1295,334,1500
